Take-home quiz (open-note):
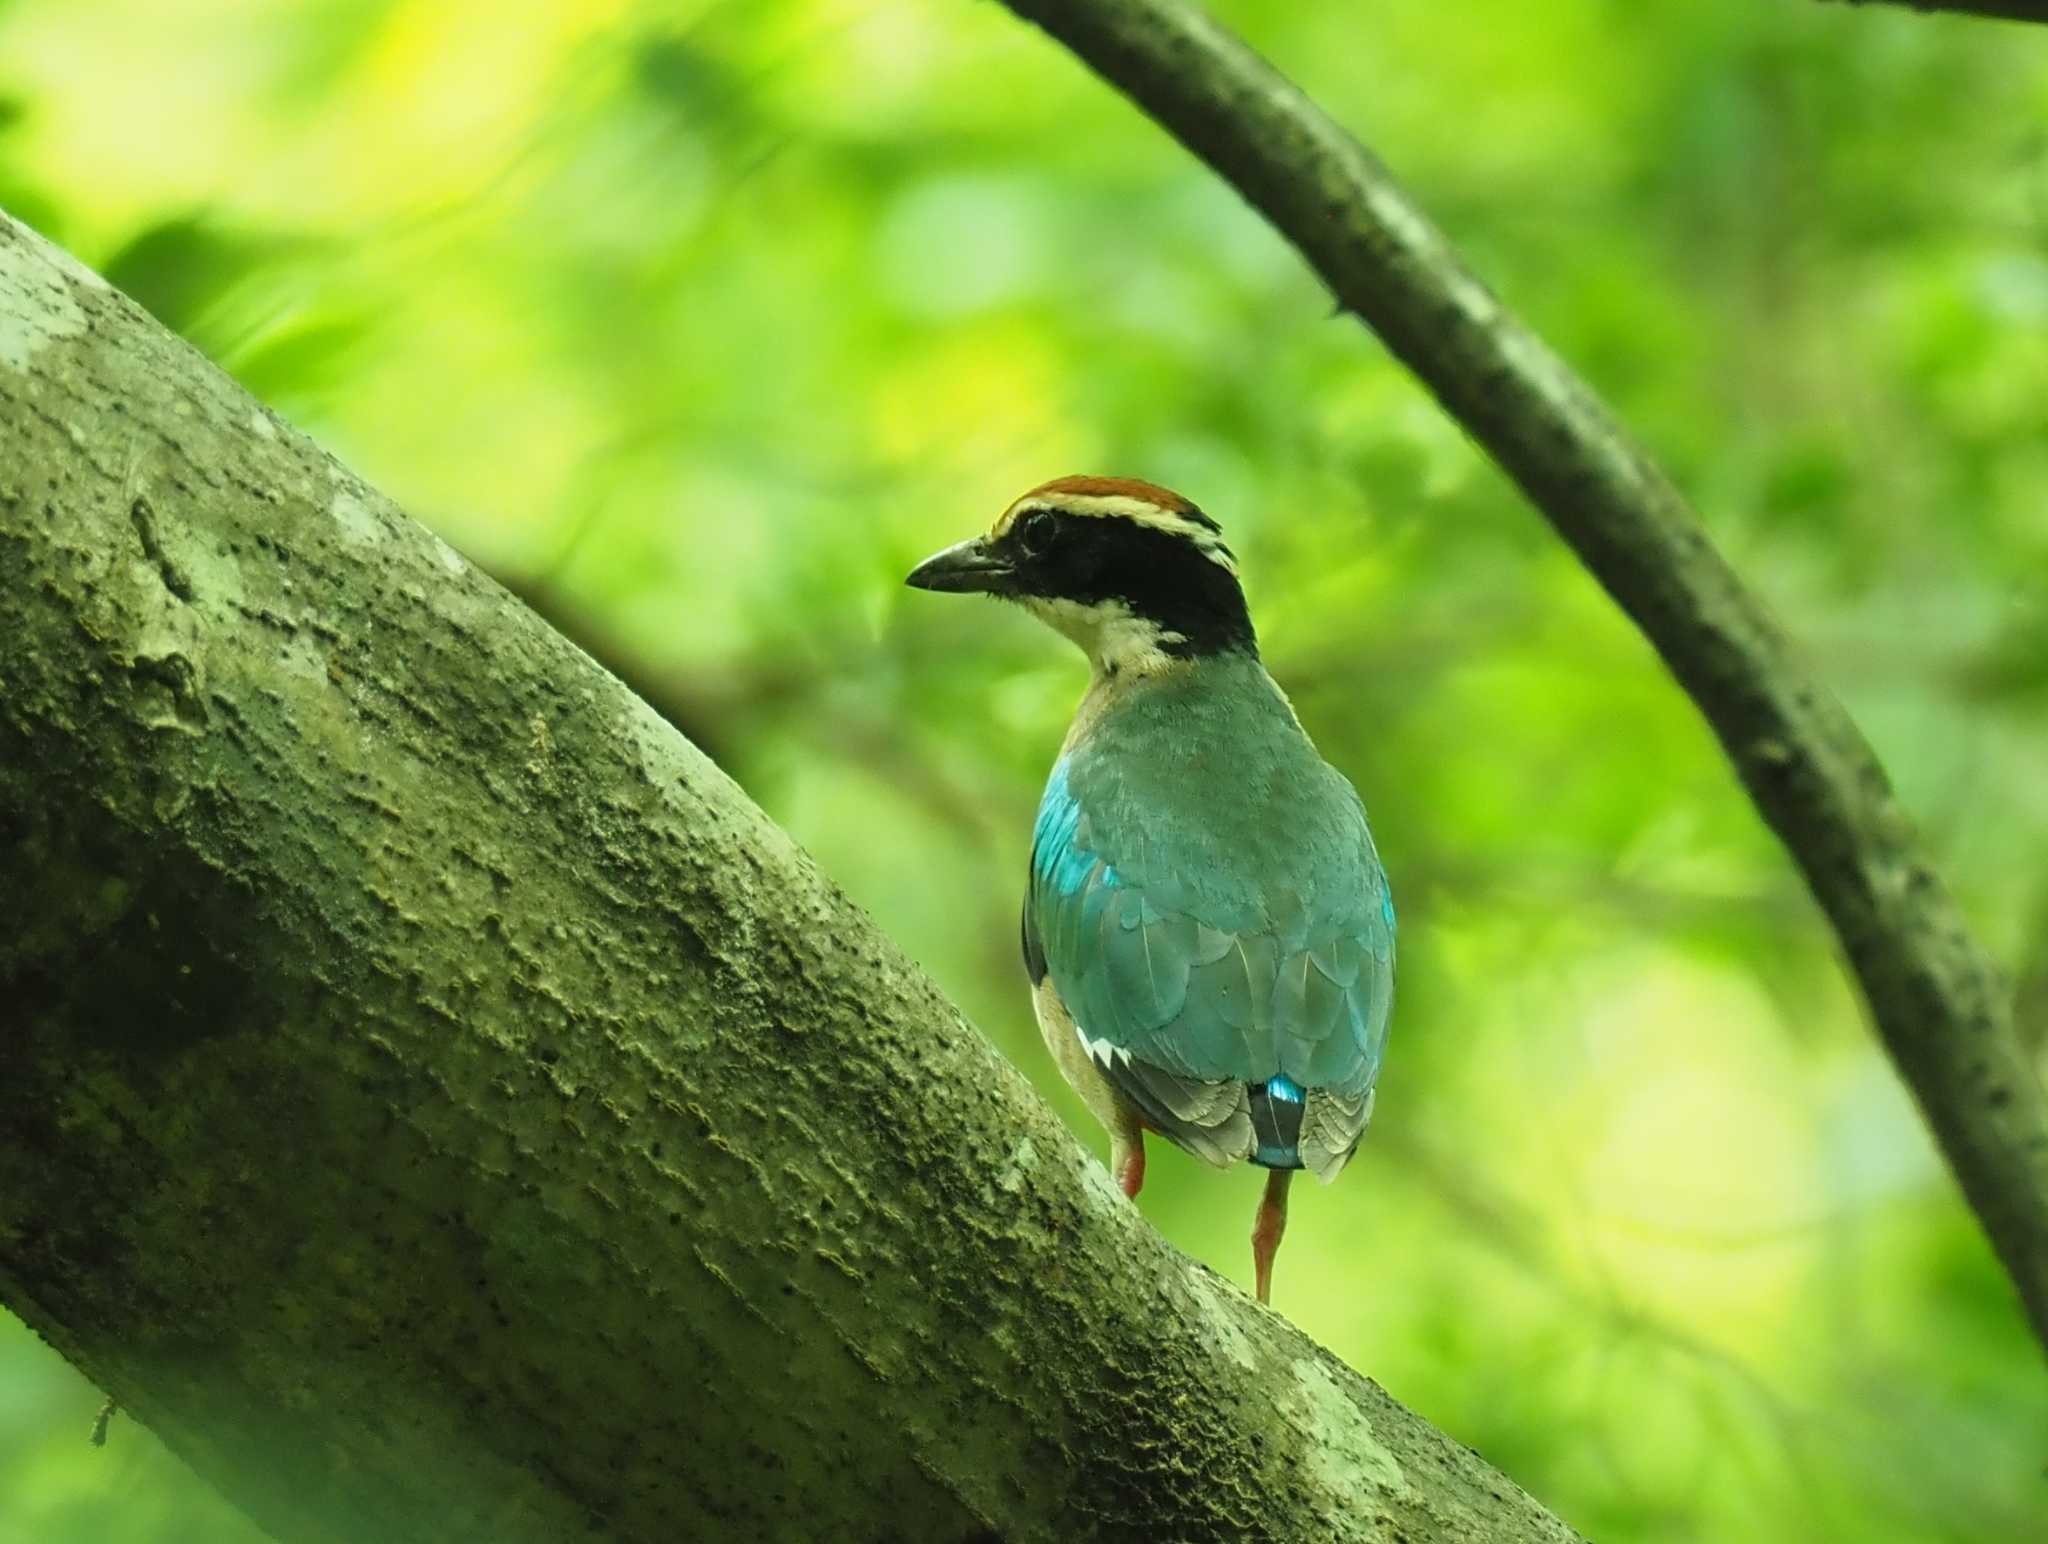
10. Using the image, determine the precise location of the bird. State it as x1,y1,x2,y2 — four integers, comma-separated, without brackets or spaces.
905,475,1395,1304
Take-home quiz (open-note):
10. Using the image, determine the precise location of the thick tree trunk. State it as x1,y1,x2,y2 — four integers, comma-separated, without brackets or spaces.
0,212,1579,1542
999,0,2048,1354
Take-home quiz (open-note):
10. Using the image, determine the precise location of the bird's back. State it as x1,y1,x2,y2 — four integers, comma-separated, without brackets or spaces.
1024,654,1394,1176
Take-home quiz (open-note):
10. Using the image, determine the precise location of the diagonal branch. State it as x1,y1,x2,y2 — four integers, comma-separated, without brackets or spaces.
996,0,2048,1350
0,210,1580,1543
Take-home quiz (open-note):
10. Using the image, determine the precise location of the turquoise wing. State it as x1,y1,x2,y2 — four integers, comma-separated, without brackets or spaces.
1024,752,1394,1177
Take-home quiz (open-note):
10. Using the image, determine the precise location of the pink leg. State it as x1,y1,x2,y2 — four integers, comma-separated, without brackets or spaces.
1252,1167,1294,1305
1112,1132,1147,1199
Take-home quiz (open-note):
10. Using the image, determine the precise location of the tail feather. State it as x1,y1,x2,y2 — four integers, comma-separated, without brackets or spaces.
1247,1076,1306,1169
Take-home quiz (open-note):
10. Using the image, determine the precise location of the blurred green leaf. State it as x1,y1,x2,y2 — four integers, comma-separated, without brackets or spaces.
100,215,275,334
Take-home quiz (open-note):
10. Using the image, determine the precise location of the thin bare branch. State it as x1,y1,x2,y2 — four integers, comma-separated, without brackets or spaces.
995,0,2048,1349
1820,0,2048,24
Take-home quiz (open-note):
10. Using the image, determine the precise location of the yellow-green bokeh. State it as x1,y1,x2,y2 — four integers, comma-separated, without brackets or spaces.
2,2,2044,1540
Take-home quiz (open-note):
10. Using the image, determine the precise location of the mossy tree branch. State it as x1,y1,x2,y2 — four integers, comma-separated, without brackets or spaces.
0,212,1582,1542
995,0,2048,1350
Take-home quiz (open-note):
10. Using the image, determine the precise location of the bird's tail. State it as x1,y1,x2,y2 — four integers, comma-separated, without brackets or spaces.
1247,1076,1307,1169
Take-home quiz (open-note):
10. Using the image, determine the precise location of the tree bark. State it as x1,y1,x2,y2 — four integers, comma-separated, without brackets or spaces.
0,212,1581,1542
995,0,2048,1351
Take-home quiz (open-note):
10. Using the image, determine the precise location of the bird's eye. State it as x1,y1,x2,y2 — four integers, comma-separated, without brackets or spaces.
1014,509,1055,557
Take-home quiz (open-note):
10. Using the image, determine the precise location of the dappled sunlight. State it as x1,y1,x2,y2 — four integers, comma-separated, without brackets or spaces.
1573,959,1827,1348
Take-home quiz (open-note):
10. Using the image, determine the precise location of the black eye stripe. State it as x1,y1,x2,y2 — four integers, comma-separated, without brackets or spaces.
998,507,1255,659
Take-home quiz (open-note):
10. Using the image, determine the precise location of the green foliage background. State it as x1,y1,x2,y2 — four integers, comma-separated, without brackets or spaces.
3,1,2045,1539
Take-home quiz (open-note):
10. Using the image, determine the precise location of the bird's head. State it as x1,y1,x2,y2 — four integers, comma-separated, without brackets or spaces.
905,476,1255,676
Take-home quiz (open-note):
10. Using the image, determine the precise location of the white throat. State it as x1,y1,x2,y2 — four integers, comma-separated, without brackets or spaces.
1020,596,1186,679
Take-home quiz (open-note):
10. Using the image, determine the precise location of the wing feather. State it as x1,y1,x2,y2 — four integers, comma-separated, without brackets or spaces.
1026,724,1394,1169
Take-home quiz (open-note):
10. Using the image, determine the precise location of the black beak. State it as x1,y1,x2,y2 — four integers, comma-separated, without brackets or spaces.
904,535,1014,595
